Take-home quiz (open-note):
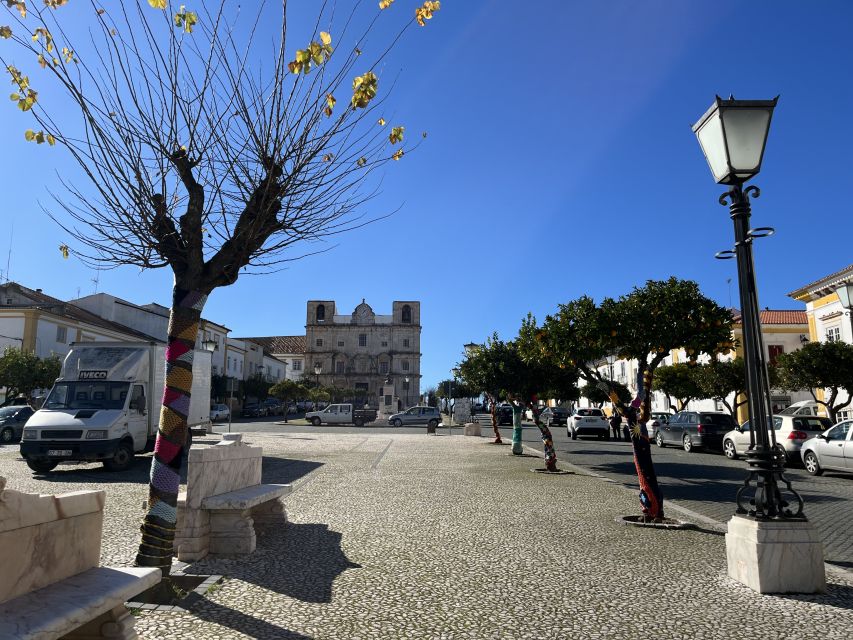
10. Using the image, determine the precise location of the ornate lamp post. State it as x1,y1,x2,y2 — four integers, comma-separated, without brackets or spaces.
692,95,824,593
404,376,410,408
449,367,460,432
834,283,853,339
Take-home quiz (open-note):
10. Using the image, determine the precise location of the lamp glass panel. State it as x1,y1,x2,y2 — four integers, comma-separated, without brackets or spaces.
721,108,770,172
695,110,730,182
837,284,853,308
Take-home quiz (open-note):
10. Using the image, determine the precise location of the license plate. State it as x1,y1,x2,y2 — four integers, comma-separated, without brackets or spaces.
47,449,72,456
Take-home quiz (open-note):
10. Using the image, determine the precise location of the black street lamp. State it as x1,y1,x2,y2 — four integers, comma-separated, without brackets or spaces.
834,283,853,339
693,96,804,519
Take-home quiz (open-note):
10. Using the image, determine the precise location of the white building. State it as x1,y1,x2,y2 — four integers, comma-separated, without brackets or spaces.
238,336,306,382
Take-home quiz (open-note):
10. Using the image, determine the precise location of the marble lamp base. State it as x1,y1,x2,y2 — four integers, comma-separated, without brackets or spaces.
725,514,826,594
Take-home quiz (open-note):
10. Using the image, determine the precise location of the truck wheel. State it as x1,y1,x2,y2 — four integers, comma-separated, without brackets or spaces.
26,458,58,473
311,417,321,426
1,427,14,443
354,418,365,427
103,441,134,472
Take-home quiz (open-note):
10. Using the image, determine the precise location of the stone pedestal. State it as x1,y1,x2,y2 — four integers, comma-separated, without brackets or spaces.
65,604,138,640
209,510,257,556
725,514,825,594
463,422,481,437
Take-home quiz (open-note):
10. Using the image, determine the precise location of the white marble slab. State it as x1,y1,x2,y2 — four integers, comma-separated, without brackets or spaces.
202,484,292,511
464,422,482,436
725,514,826,594
0,566,160,640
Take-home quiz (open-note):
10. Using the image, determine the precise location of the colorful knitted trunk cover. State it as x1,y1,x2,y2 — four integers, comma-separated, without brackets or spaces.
623,368,664,520
511,403,524,455
489,397,501,443
531,405,558,471
136,287,207,572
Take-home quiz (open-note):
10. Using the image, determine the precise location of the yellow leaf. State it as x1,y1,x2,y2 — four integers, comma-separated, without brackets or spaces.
0,26,11,39
392,148,404,161
379,0,394,8
24,129,34,141
45,0,70,7
46,133,56,145
97,9,105,15
389,126,404,144
147,0,167,8
350,71,377,109
323,153,333,162
415,1,440,26
320,31,331,46
37,54,47,69
357,157,367,167
59,244,69,258
8,2,25,18
377,118,385,126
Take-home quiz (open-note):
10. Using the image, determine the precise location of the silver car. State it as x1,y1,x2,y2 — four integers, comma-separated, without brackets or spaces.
388,406,442,429
801,420,853,476
723,415,831,464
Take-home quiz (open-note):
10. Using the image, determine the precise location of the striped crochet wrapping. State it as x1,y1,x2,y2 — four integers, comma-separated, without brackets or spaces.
136,287,207,571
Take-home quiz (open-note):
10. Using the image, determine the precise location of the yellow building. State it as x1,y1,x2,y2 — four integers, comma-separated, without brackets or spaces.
788,262,853,420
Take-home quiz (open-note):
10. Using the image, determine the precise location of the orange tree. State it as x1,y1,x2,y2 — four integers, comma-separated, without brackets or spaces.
0,0,441,573
776,341,853,422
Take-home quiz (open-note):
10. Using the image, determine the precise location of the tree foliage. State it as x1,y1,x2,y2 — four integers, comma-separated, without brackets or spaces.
692,358,747,417
0,347,61,401
243,373,271,401
269,378,307,405
652,363,703,411
580,381,630,407
776,341,853,422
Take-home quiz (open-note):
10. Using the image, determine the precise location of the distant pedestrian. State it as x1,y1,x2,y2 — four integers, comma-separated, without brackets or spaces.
609,411,622,441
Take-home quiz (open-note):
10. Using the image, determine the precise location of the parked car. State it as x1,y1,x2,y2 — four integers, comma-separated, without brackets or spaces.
540,407,570,427
388,406,442,428
241,403,267,418
722,415,832,464
569,408,609,440
305,403,378,427
262,398,284,416
209,403,230,422
777,400,820,417
647,411,673,439
801,419,853,476
0,404,34,443
655,410,735,452
497,404,514,426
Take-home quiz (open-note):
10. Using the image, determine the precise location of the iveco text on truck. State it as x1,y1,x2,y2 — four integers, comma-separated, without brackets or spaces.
21,342,211,473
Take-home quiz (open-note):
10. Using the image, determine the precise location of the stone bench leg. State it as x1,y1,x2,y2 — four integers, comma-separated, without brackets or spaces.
209,509,256,556
175,505,211,562
64,604,137,640
251,498,287,528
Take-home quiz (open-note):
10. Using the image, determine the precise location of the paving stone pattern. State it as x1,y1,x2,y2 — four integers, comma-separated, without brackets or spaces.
2,434,853,639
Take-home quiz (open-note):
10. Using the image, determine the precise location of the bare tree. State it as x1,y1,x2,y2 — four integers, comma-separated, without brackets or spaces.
1,0,440,573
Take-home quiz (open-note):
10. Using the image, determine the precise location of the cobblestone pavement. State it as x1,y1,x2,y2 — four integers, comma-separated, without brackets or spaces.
2,433,853,639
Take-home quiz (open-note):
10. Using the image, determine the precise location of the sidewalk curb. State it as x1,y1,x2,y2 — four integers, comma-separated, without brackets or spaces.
517,441,853,584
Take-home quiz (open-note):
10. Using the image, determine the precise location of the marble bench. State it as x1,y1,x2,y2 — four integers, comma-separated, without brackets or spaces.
0,477,160,640
0,567,160,640
175,434,291,561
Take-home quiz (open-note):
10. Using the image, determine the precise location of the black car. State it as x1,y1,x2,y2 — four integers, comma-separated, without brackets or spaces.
497,404,514,426
655,410,736,452
262,398,284,416
241,403,267,418
539,407,570,427
0,404,34,443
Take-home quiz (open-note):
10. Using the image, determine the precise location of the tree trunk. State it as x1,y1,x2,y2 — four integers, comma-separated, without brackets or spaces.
511,403,524,455
531,406,557,471
135,286,207,575
489,397,501,443
628,368,664,520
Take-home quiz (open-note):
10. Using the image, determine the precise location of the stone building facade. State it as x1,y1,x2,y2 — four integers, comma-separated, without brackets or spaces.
305,300,421,409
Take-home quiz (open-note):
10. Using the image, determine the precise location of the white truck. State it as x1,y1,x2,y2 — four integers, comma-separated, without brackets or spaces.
20,342,211,473
305,403,377,427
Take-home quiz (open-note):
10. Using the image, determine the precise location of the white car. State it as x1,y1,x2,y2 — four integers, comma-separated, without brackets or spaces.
569,408,610,440
722,414,832,464
801,419,853,476
210,403,230,422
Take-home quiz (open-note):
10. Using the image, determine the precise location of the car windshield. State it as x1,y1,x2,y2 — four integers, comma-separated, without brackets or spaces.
576,409,602,417
44,382,130,410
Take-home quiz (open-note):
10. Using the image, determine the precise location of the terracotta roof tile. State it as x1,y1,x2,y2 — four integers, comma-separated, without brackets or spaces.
731,309,807,325
236,335,306,355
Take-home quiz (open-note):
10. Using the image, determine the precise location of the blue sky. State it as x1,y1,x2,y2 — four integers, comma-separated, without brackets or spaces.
1,1,852,390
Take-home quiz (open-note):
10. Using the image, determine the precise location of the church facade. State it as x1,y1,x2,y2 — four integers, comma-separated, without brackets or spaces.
305,300,421,409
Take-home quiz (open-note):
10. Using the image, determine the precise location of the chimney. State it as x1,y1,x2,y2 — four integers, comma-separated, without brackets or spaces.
36,289,42,293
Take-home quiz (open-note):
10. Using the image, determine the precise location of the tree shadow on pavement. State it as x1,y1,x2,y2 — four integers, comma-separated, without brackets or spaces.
183,594,312,639
188,522,361,604
261,457,324,485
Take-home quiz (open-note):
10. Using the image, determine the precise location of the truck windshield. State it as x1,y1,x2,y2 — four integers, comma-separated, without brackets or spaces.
44,382,131,410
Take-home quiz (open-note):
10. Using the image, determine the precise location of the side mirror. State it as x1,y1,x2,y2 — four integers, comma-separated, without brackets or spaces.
735,426,742,433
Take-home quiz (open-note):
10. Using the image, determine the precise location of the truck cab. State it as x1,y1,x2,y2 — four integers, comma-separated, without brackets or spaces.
306,404,353,426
